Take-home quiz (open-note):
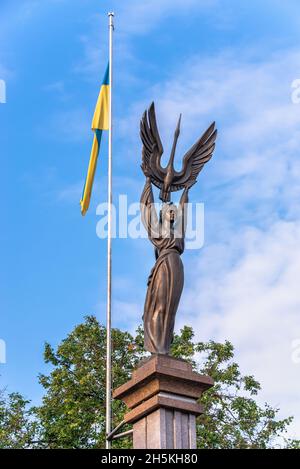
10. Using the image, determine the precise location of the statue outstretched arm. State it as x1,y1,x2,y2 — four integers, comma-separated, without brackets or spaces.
140,177,159,239
177,186,190,235
179,186,189,206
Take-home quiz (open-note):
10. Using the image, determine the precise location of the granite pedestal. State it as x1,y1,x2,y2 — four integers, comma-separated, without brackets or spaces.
113,354,213,449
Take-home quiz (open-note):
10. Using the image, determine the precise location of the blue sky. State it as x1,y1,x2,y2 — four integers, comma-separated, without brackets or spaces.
1,0,300,439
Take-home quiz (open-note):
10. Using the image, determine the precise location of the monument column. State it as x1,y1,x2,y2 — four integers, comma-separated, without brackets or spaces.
113,354,213,449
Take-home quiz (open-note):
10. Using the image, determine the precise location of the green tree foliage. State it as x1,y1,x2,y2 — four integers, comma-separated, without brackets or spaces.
35,316,143,448
0,316,299,448
0,391,38,448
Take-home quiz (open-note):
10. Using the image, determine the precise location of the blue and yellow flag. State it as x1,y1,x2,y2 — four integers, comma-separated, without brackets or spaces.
80,65,109,215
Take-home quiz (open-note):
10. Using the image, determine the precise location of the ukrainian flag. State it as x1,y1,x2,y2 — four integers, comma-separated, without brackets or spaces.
80,64,109,215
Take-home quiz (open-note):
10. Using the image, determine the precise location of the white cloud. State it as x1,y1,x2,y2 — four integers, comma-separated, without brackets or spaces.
116,0,219,35
112,299,141,333
43,81,65,94
56,174,141,205
73,0,219,81
56,180,84,203
0,0,68,42
47,108,90,143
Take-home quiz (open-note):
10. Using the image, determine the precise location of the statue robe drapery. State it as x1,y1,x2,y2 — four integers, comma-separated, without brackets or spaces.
140,178,188,354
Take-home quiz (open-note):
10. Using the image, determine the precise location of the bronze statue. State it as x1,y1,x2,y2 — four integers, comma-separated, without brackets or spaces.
140,102,217,354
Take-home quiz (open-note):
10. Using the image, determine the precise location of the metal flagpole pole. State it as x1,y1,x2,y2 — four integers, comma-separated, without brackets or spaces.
106,11,114,450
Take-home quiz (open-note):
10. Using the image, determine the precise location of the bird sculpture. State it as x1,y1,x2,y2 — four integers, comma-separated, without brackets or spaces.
140,102,217,202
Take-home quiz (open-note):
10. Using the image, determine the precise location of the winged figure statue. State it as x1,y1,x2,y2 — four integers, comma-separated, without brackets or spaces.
140,102,217,202
140,102,217,355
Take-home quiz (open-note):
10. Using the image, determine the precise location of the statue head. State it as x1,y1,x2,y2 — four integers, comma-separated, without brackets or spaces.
160,202,178,226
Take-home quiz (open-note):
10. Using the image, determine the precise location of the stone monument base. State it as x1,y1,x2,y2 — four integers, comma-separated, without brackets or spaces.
113,354,213,449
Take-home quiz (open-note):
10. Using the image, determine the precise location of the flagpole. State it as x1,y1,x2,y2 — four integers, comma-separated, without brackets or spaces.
106,11,114,450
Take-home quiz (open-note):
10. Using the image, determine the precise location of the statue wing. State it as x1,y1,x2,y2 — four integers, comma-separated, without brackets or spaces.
172,122,217,191
140,102,166,189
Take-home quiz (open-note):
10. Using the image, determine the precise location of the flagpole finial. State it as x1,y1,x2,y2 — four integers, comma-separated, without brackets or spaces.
108,11,114,28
